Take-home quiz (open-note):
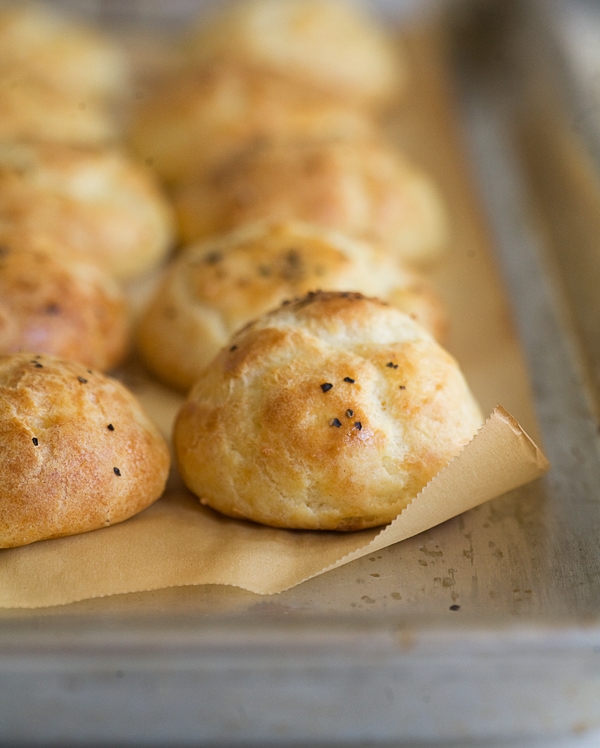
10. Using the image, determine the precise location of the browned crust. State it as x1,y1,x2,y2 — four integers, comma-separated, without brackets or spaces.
137,221,448,391
129,61,377,185
0,353,171,548
0,231,130,371
174,291,482,530
0,141,174,280
182,0,406,106
173,138,448,264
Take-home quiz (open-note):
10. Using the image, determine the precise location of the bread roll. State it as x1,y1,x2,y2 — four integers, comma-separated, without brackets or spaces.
0,73,117,146
183,0,405,107
0,140,174,281
137,221,448,392
0,2,129,99
0,230,129,371
174,139,449,264
129,61,376,185
173,291,483,531
0,352,170,548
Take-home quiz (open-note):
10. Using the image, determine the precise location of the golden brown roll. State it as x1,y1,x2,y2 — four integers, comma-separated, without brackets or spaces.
0,2,129,99
183,0,405,107
0,352,170,548
0,73,117,146
129,61,377,185
137,221,448,392
173,291,483,531
173,139,448,264
0,231,130,371
0,140,174,281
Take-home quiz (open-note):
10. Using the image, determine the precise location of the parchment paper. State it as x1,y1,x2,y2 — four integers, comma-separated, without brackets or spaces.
0,405,548,608
0,26,550,608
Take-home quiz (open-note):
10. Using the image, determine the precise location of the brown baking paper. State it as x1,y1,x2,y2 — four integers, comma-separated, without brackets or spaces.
0,405,547,608
0,26,550,608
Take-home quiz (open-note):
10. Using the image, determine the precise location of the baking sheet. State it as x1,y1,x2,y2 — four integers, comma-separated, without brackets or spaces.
2,1,600,745
0,19,548,608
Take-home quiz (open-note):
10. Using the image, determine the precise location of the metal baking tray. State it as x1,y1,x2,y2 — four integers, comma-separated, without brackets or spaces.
2,1,600,745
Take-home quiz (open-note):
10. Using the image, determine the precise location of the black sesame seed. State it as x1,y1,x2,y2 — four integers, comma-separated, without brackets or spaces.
31,361,43,368
386,362,398,369
205,251,223,264
450,604,461,611
77,376,88,384
113,467,121,476
279,248,303,279
229,345,238,352
32,437,38,446
354,421,362,430
107,424,114,431
346,409,354,418
285,248,301,265
330,418,342,428
320,383,333,392
343,377,355,384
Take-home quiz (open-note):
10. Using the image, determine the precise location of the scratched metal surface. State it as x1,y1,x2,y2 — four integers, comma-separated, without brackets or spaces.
2,1,600,746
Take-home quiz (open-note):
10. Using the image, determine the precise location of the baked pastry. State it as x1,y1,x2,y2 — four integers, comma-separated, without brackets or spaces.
173,138,448,264
129,61,376,185
137,221,448,392
173,291,483,531
0,140,174,281
0,352,170,548
0,73,117,146
0,230,130,371
183,0,405,107
0,2,129,100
